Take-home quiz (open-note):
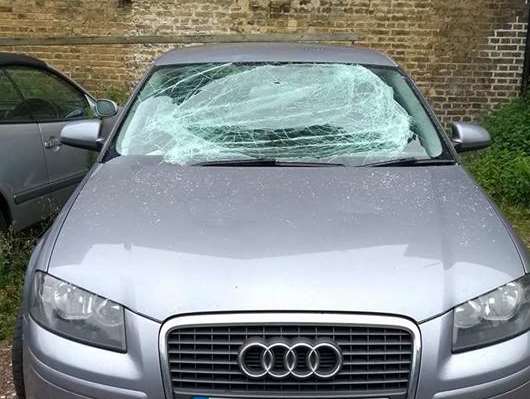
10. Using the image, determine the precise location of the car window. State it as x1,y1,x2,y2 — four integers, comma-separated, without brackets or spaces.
115,63,448,166
5,66,91,122
0,69,33,122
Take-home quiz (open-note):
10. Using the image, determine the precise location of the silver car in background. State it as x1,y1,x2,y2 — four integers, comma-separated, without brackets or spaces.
13,44,530,399
0,53,117,230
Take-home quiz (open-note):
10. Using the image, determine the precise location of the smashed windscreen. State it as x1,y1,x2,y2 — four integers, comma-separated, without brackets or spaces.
116,63,443,165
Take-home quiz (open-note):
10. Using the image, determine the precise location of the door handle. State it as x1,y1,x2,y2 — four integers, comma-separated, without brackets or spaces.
43,136,62,150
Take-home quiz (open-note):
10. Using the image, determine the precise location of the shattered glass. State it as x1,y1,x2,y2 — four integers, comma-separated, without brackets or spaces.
117,63,437,165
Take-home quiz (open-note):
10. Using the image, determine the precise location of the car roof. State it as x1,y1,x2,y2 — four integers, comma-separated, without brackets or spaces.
0,52,47,68
154,43,398,67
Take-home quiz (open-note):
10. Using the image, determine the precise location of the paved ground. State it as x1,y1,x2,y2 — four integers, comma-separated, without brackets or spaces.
0,343,16,398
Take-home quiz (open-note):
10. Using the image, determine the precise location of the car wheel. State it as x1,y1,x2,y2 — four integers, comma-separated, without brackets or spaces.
11,311,26,399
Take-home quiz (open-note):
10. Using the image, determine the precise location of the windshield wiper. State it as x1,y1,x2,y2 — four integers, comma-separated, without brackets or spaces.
193,159,344,167
362,157,456,167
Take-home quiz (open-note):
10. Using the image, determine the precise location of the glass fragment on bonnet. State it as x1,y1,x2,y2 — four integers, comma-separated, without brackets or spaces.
119,64,414,165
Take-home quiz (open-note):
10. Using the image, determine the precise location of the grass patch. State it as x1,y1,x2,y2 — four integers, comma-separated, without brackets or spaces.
464,97,530,208
0,222,50,342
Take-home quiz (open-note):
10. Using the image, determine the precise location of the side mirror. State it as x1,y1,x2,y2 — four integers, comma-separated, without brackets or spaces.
450,122,491,153
60,120,104,151
95,99,119,118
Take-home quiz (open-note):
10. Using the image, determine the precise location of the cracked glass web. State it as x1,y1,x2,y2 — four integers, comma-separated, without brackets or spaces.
117,63,420,165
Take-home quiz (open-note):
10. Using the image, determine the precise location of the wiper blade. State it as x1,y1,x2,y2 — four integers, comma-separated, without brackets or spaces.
194,159,344,167
362,157,456,167
194,159,277,166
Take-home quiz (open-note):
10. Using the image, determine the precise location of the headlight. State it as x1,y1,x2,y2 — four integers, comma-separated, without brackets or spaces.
30,272,126,352
453,274,530,352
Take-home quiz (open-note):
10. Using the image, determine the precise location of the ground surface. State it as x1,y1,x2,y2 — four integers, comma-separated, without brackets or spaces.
0,343,15,398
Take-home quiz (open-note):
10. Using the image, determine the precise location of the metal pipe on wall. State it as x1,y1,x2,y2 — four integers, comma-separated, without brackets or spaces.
522,4,530,96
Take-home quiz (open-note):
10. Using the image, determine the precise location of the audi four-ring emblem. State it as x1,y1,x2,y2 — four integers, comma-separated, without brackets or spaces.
238,339,343,379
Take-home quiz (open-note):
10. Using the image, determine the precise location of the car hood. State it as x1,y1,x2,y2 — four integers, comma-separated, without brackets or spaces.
47,157,524,322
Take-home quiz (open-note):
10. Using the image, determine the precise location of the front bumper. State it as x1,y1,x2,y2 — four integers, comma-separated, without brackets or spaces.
24,311,530,399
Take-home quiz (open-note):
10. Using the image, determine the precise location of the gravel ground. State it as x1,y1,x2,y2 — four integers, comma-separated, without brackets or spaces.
0,343,16,398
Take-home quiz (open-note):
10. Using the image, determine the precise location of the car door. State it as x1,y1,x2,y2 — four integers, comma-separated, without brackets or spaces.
0,68,51,224
5,66,96,205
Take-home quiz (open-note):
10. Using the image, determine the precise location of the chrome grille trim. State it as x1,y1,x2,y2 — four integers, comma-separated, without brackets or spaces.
159,313,421,399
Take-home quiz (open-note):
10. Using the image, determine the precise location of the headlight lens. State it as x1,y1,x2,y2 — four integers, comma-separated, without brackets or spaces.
453,274,530,352
30,272,126,352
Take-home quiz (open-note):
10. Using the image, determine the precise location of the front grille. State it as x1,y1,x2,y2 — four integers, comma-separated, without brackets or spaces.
164,319,416,398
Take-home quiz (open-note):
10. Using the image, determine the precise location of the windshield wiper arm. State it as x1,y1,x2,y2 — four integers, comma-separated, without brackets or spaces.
194,159,277,166
194,159,344,167
362,157,456,167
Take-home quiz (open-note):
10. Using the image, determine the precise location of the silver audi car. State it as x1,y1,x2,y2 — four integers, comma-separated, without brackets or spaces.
13,44,530,399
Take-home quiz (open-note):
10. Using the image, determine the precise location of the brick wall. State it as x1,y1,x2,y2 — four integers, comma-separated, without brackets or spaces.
0,0,528,125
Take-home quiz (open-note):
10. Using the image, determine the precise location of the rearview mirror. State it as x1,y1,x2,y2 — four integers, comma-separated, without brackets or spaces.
95,99,119,118
60,120,104,151
450,122,491,153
